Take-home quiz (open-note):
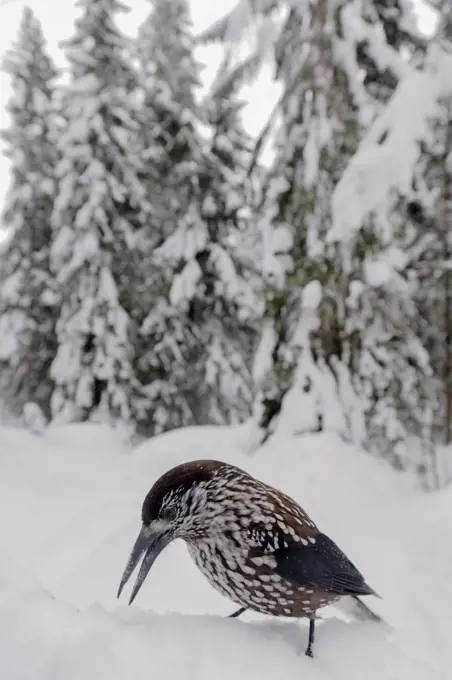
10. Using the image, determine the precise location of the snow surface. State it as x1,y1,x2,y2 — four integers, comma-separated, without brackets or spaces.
0,422,450,679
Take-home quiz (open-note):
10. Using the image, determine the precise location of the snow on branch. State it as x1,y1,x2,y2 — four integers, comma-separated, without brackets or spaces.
197,0,255,46
197,0,278,45
342,1,416,82
330,44,452,244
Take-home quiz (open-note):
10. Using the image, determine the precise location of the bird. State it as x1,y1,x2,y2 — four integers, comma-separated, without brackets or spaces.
117,459,381,658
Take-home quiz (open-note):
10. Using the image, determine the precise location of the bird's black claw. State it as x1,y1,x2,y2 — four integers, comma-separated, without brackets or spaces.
305,647,314,659
228,606,247,619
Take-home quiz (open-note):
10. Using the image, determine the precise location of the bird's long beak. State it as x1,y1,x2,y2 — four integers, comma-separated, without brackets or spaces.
117,523,171,605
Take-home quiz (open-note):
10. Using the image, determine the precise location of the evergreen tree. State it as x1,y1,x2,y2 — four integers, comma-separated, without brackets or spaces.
328,10,440,472
134,1,260,432
0,7,58,419
203,0,433,460
132,0,206,434
406,3,452,450
188,68,260,424
349,2,437,466
133,0,206,432
50,0,149,428
357,0,425,103
251,1,369,446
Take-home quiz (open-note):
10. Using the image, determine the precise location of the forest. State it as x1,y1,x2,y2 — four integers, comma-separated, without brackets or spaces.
1,0,451,487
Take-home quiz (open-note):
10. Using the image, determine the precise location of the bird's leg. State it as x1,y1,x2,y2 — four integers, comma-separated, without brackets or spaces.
305,618,315,658
228,606,247,619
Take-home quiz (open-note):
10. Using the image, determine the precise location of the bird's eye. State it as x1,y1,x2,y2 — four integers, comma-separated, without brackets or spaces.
160,506,177,522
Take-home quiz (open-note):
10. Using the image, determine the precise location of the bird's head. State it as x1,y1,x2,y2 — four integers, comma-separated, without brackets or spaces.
117,459,224,604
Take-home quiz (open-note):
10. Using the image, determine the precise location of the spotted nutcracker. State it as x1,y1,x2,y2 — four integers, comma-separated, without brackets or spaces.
117,459,380,657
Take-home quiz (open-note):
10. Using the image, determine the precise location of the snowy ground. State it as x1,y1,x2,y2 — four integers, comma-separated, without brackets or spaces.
0,422,450,679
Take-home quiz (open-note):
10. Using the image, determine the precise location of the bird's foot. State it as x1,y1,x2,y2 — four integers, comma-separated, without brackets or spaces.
228,606,247,619
305,617,315,658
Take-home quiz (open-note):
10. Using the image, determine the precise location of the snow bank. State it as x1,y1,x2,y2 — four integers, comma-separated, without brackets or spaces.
0,422,450,678
0,574,441,680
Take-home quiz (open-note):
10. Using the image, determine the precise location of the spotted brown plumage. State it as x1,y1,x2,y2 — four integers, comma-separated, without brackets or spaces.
117,459,380,657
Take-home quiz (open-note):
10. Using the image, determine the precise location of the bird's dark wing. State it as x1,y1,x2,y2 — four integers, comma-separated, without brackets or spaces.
273,532,375,597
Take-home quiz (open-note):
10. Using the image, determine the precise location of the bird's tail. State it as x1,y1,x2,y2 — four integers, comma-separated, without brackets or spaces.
334,595,384,624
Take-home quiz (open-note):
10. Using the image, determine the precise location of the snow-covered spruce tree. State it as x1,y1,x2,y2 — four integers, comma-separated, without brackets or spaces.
340,1,439,469
357,0,426,104
247,1,376,447
328,3,435,468
132,0,207,434
50,0,150,429
0,7,58,419
328,20,452,479
404,5,452,452
184,67,260,425
134,0,259,431
340,239,435,470
203,0,434,460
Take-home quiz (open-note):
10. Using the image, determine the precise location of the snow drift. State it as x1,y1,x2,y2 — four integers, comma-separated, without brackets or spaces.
0,422,449,679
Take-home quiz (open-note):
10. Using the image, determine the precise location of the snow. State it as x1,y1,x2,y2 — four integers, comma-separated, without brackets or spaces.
0,309,29,360
331,45,452,244
301,280,322,310
260,215,293,287
252,319,277,384
364,257,394,287
341,2,415,82
0,421,449,679
170,259,202,307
